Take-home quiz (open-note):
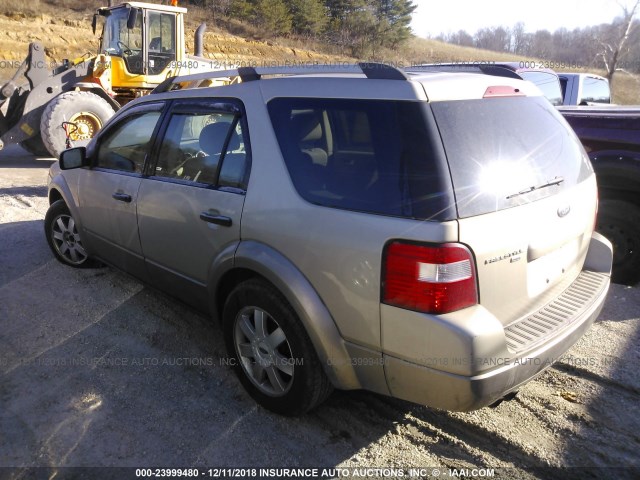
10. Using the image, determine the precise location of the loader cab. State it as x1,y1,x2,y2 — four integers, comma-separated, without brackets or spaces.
96,2,186,88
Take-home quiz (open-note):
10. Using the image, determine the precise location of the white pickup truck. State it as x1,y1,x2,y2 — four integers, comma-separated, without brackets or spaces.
558,72,611,105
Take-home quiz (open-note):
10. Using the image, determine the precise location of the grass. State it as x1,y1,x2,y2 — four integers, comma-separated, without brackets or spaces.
0,0,41,16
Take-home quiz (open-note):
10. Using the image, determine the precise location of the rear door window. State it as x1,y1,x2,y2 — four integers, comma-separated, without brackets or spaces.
267,98,456,221
151,100,249,190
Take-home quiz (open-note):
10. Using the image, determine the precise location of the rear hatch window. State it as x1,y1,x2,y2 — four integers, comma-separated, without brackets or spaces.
267,98,456,221
430,96,592,218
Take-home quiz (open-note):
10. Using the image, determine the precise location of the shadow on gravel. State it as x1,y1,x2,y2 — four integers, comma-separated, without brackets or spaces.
594,285,640,322
557,285,640,479
0,220,51,288
0,185,48,198
312,390,553,476
0,144,54,168
0,156,55,169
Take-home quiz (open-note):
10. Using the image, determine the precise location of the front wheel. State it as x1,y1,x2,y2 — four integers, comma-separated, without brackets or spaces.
44,200,97,268
596,198,640,285
40,91,115,158
222,279,333,415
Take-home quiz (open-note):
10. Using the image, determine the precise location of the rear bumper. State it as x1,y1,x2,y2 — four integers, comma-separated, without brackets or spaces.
381,234,612,411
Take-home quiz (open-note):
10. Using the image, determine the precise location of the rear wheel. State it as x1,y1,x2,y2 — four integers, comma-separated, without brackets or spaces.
222,279,333,415
44,200,98,268
40,91,115,158
596,199,640,285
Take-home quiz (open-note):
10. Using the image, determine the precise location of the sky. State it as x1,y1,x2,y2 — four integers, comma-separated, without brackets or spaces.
410,0,628,38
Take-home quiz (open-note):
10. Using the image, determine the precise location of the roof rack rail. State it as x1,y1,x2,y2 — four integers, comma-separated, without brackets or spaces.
405,64,522,80
151,62,408,94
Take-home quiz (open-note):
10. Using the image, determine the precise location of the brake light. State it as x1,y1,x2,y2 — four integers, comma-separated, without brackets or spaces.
483,85,525,98
382,242,478,314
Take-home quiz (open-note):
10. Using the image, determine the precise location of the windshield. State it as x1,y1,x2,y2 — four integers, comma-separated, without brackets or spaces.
100,7,143,58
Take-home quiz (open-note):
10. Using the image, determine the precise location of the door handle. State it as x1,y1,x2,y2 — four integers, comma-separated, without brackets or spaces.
112,192,132,203
200,212,232,227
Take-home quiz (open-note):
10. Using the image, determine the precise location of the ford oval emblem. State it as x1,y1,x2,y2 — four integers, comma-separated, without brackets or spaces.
557,205,571,218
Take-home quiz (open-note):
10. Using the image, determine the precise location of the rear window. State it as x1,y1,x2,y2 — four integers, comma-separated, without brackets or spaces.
431,96,592,218
267,98,456,221
581,77,610,104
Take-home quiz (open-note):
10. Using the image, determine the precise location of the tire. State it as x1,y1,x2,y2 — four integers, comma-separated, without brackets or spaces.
596,199,640,285
222,279,333,415
20,135,51,157
40,91,115,158
44,200,98,268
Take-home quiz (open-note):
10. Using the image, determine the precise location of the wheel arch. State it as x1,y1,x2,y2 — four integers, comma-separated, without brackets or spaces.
47,175,84,236
590,150,640,205
208,240,361,390
48,187,63,206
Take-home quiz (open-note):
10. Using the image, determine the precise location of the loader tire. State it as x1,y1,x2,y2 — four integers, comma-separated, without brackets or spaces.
20,135,51,157
41,91,115,158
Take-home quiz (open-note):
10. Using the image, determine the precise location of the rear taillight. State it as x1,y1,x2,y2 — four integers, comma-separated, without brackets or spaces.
382,242,478,314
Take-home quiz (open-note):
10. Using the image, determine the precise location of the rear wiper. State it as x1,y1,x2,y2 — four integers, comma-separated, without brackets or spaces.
506,176,564,199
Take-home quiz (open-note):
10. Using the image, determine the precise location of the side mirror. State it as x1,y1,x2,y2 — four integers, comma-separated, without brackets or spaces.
127,8,138,30
92,14,97,35
59,147,88,170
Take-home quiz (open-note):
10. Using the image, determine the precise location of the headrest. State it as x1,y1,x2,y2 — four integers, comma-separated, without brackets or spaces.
199,122,240,155
292,111,323,143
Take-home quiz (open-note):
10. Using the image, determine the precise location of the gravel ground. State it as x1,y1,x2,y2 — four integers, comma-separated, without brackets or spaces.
0,146,639,480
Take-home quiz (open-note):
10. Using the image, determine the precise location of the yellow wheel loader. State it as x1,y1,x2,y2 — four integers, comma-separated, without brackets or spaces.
0,1,220,158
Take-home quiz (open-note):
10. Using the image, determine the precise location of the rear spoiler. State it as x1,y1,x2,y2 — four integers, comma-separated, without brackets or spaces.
405,64,522,80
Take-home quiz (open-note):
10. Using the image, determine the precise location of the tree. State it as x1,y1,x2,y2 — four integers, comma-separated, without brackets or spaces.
529,29,553,58
229,0,254,21
452,29,474,47
374,0,417,48
474,26,511,52
324,0,373,55
289,0,328,37
597,0,640,86
511,22,530,54
252,0,292,37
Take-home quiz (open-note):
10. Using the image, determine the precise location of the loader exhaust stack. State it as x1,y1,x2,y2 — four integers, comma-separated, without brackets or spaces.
195,23,206,57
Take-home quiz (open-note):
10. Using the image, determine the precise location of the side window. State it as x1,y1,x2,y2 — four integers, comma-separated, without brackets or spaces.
148,11,176,75
267,98,454,220
154,111,248,189
96,110,161,173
